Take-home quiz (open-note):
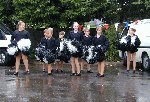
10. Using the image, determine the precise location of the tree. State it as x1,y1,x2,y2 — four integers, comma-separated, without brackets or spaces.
11,0,107,28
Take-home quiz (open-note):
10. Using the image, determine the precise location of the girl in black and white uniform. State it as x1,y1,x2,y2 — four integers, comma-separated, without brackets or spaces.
67,22,83,76
126,27,141,73
55,31,70,73
12,21,30,75
93,25,109,77
40,28,57,75
80,28,93,73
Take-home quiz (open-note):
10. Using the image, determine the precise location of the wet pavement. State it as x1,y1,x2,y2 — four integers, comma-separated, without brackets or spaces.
0,61,150,102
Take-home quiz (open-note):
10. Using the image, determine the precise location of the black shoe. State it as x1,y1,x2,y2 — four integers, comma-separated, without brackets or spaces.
96,73,104,77
48,73,53,75
87,70,93,73
14,72,18,76
99,74,104,77
96,73,101,77
133,70,136,74
126,70,130,73
76,73,81,76
70,73,76,76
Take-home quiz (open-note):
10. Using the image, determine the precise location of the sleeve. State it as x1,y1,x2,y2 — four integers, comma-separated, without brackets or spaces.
26,31,30,39
135,36,141,47
11,31,16,42
51,39,58,54
90,36,93,45
102,35,109,53
92,37,95,46
55,39,60,48
40,38,46,47
67,31,71,40
79,32,84,42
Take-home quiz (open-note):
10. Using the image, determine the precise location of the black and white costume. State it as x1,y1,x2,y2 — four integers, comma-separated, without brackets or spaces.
117,36,128,52
7,30,31,56
36,37,57,64
56,38,70,63
81,35,97,64
126,34,141,53
35,37,47,61
92,34,109,62
67,31,83,57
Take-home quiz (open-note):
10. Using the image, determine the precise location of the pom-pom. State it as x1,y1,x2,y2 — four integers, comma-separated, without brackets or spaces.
17,39,31,52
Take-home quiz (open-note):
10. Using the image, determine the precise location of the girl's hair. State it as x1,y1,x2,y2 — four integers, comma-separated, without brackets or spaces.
96,25,103,31
83,27,90,32
44,29,47,33
73,22,79,26
130,28,136,32
17,21,25,28
47,27,53,35
18,21,25,26
59,31,65,35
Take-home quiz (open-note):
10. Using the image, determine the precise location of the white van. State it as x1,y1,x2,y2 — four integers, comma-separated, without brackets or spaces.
118,19,150,71
0,23,15,66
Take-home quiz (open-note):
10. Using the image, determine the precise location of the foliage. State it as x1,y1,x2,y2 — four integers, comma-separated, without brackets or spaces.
105,25,120,61
9,0,107,29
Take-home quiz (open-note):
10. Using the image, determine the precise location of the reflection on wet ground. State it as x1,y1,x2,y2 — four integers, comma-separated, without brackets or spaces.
0,62,150,102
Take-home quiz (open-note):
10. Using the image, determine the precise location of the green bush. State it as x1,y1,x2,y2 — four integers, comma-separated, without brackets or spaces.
105,24,120,62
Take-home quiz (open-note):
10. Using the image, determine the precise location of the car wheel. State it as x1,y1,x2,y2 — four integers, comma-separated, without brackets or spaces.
142,54,150,71
0,50,7,66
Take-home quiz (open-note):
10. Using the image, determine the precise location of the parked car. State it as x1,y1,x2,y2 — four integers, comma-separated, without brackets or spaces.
118,19,150,71
0,22,15,66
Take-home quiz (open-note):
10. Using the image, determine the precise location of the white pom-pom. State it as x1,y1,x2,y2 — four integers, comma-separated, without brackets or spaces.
35,55,40,61
60,41,64,52
17,39,31,51
120,36,127,44
131,36,136,44
66,40,78,53
43,57,48,64
86,46,94,63
7,46,18,55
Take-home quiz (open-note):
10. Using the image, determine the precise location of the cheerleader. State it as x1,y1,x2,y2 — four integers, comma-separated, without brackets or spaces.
126,27,141,73
80,28,93,73
12,21,30,75
67,22,83,76
93,25,109,77
41,28,57,75
55,31,66,73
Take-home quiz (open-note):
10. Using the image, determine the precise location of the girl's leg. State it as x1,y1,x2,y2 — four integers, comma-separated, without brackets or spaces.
87,63,93,73
43,63,46,72
127,52,131,71
100,61,105,76
87,63,91,71
132,52,136,71
98,62,101,74
60,61,64,71
55,61,59,72
15,54,21,73
80,59,84,71
22,54,29,72
75,57,80,74
70,57,75,74
47,64,52,74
